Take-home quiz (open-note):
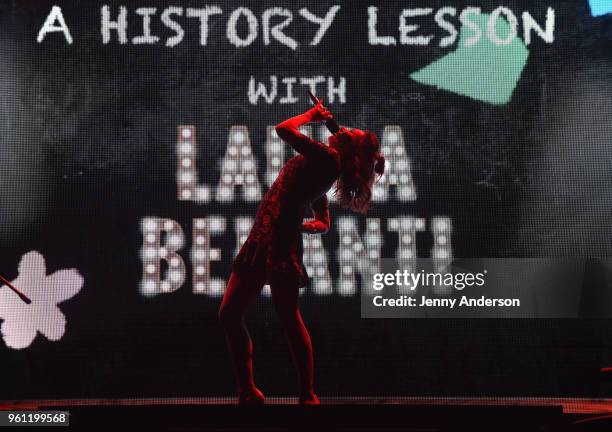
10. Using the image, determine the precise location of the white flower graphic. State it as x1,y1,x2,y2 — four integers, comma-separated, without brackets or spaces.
0,251,84,350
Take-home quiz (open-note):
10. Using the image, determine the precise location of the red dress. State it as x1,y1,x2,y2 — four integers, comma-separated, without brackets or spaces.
231,133,341,288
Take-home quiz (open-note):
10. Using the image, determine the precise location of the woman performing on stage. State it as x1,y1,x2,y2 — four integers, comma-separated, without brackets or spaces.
218,99,386,405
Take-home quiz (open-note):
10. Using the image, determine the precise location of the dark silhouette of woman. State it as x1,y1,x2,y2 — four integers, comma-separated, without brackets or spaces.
219,100,386,404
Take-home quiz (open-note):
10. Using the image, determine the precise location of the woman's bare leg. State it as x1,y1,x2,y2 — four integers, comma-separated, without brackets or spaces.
218,271,266,403
269,280,320,404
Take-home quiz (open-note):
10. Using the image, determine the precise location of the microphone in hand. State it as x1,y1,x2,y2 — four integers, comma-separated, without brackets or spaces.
307,90,341,135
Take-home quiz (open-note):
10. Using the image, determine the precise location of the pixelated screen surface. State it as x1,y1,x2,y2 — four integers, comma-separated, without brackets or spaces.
0,1,611,399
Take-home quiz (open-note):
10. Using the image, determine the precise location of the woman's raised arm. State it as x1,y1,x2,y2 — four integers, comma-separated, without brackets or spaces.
275,101,334,160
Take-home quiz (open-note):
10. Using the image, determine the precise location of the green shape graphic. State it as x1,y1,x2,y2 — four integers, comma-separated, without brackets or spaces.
411,14,530,105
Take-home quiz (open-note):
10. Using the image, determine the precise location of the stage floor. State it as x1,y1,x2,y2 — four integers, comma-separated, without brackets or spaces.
1,397,611,431
1,396,611,413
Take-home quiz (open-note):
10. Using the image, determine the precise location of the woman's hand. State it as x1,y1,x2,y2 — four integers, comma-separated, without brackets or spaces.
301,220,329,234
305,99,333,123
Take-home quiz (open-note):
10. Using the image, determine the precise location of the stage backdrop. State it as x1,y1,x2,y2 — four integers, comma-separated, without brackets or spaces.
1,0,611,399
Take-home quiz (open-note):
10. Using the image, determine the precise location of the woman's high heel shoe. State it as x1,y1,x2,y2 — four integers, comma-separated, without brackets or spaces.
299,393,320,405
239,388,265,405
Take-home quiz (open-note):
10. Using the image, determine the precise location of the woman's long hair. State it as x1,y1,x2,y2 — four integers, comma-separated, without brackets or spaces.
334,131,386,214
